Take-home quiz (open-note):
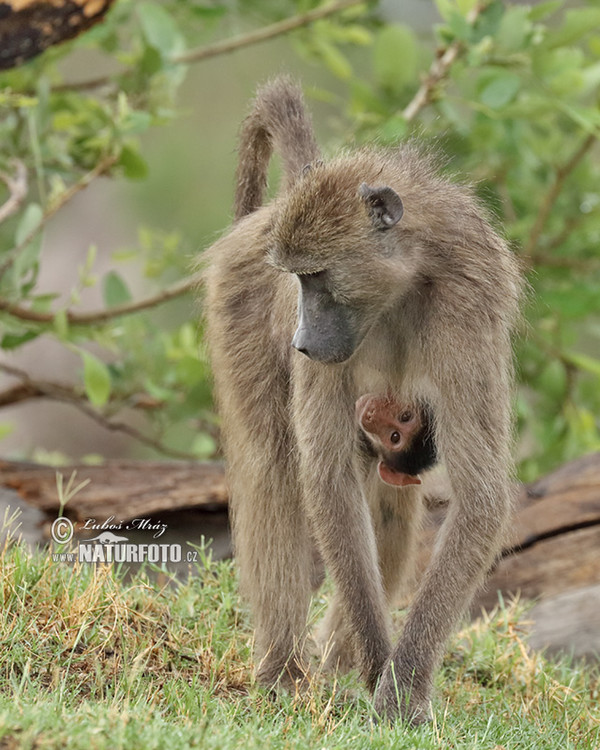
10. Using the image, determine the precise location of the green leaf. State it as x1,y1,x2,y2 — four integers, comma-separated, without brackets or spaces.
315,39,352,80
103,271,132,308
528,0,562,22
119,145,148,181
13,203,43,286
456,0,477,15
373,25,418,93
537,360,567,400
563,352,600,378
53,309,69,340
557,103,600,133
479,70,521,109
379,115,408,144
434,0,454,22
81,351,112,407
0,423,14,441
192,432,217,459
1,330,39,349
119,110,153,136
175,355,206,386
137,2,185,58
496,6,532,52
544,8,600,49
549,69,584,96
15,203,42,247
447,10,473,43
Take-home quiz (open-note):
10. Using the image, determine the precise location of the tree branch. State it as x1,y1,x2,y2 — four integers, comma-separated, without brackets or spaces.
402,4,483,122
174,0,365,64
524,134,597,258
0,154,117,280
0,160,27,224
0,272,200,325
0,363,195,460
0,367,164,411
55,0,366,92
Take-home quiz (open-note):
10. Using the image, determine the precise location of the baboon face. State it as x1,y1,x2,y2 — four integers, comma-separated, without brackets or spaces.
271,170,406,364
291,271,362,363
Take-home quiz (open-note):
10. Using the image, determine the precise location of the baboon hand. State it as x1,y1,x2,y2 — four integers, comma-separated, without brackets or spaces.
373,656,432,727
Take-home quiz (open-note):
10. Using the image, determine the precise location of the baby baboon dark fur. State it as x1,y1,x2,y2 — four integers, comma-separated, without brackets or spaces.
203,77,521,724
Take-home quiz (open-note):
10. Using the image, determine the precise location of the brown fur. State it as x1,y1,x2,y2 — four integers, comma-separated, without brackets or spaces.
203,77,522,724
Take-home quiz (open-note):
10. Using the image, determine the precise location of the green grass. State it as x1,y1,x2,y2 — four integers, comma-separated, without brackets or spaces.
0,539,598,750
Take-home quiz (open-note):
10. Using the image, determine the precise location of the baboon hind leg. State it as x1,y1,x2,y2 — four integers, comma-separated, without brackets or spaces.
230,460,314,690
317,469,423,674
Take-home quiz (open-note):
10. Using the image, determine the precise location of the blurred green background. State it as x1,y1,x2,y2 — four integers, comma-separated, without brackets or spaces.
0,0,599,481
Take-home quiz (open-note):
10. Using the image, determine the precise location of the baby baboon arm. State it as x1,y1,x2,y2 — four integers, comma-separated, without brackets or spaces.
234,77,321,220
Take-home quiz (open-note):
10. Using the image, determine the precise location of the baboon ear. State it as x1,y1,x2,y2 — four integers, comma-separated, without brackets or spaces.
359,183,404,230
302,159,324,176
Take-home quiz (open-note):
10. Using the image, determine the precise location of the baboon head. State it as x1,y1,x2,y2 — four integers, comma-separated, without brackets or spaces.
268,159,413,364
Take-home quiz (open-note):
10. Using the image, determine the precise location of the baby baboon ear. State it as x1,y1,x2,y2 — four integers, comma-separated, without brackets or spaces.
359,183,404,230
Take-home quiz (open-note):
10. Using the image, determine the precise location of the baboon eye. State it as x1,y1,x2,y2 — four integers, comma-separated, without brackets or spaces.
390,431,401,444
399,412,412,422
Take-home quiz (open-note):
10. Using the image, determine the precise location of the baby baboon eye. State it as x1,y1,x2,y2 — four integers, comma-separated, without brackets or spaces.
390,431,401,444
399,411,412,422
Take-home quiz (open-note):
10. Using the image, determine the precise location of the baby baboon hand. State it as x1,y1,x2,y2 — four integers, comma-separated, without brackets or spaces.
373,657,432,727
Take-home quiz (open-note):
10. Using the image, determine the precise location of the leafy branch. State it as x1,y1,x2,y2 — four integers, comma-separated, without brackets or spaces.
56,0,367,92
0,160,27,224
0,154,118,279
0,272,200,325
402,4,483,122
524,133,597,260
0,363,196,460
174,0,366,64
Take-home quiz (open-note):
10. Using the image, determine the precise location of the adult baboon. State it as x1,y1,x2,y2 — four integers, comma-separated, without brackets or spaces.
203,77,521,724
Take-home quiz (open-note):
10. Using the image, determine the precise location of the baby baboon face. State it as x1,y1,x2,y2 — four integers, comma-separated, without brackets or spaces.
356,394,437,486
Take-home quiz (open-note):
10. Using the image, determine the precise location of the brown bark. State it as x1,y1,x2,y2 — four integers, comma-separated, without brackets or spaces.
0,459,227,526
1,452,599,605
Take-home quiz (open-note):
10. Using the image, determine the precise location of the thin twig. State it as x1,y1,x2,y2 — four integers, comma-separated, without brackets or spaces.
527,254,600,272
0,362,195,459
0,160,28,224
402,4,483,122
524,133,597,258
543,215,583,254
52,76,118,94
0,272,200,325
55,0,366,92
0,382,39,408
0,154,117,279
0,368,164,411
174,0,365,64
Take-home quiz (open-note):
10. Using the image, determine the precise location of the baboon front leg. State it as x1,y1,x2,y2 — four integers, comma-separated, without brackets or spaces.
318,470,423,674
293,365,392,691
230,466,314,690
374,375,514,725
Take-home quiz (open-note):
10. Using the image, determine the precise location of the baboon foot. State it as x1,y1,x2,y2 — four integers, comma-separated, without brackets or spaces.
256,655,312,695
373,659,432,727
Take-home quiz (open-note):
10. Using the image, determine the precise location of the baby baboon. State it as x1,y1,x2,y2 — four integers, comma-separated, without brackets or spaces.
203,77,521,724
356,394,437,487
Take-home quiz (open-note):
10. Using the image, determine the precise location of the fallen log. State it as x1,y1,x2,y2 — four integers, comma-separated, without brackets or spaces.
1,453,599,607
0,459,227,525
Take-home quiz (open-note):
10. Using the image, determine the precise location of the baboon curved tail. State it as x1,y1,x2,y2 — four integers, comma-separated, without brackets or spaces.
234,77,321,221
